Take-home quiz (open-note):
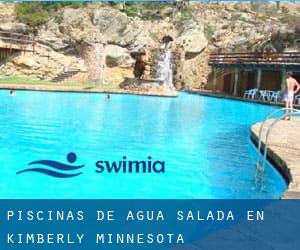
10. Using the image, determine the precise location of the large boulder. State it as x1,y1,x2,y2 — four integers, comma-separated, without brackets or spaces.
176,20,208,54
12,56,39,69
231,13,252,22
92,8,129,43
119,77,177,97
269,25,300,52
37,29,69,51
0,22,29,33
58,8,100,44
0,44,86,80
181,50,210,89
60,8,91,28
120,20,156,50
105,45,134,68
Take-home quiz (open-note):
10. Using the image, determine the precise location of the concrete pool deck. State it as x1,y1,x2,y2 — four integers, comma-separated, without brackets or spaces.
187,90,287,107
251,118,300,199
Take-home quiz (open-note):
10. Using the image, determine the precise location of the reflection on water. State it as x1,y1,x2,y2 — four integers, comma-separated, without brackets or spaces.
0,91,286,198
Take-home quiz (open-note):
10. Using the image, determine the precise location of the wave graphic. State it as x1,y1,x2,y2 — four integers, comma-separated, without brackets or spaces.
16,168,82,178
28,160,84,171
16,153,84,178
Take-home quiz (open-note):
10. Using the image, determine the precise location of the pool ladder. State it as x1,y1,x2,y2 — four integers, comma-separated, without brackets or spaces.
255,108,300,184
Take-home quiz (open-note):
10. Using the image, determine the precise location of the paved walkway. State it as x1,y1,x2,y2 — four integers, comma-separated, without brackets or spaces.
251,118,300,198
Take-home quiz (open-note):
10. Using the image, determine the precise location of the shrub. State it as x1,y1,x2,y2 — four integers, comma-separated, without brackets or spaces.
180,8,193,19
15,2,88,27
124,8,140,18
281,6,289,14
204,23,215,40
15,3,50,27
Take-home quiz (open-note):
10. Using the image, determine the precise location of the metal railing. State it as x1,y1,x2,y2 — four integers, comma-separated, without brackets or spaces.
0,30,35,52
255,108,300,184
0,30,54,60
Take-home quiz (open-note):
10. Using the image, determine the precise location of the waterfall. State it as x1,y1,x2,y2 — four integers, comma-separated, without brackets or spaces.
157,46,175,91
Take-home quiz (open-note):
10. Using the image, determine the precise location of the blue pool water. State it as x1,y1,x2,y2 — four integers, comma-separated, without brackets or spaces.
0,90,286,198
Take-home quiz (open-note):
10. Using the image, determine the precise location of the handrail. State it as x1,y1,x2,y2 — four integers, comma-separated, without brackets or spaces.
0,30,35,52
0,36,33,44
261,110,300,170
0,30,32,38
256,108,300,171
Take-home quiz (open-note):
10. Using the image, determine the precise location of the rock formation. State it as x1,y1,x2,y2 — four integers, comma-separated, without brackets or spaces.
0,2,299,90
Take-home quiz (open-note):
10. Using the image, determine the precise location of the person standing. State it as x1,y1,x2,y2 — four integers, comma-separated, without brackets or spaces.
284,72,300,120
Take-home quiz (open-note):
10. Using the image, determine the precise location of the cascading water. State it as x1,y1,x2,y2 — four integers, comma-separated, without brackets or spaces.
157,45,175,91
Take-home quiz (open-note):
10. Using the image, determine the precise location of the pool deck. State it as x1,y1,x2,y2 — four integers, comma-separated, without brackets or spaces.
0,84,178,97
186,90,286,107
251,118,300,199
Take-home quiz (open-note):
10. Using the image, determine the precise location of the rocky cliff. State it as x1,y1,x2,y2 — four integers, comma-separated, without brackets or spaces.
0,2,299,90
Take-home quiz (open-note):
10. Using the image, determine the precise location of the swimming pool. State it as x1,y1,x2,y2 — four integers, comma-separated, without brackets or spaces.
0,90,286,198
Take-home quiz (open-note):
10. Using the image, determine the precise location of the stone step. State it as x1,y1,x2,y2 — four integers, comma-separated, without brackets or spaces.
51,70,82,83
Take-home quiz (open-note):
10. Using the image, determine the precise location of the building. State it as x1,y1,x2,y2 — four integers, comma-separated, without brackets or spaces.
207,52,300,97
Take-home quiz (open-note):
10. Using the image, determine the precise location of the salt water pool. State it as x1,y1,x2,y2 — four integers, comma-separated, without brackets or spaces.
0,90,286,198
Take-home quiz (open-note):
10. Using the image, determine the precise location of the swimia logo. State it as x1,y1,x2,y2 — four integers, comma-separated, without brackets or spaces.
16,153,85,178
16,153,165,178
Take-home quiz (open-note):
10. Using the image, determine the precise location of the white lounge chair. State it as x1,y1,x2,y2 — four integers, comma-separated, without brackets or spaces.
243,90,250,98
270,91,282,103
295,95,300,105
259,90,270,101
243,88,258,99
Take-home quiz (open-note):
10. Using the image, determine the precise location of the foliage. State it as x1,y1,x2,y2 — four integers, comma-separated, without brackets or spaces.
180,7,193,20
281,6,289,14
15,2,88,27
124,8,140,18
221,24,229,30
123,2,176,20
15,3,50,27
204,23,215,41
233,3,249,13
